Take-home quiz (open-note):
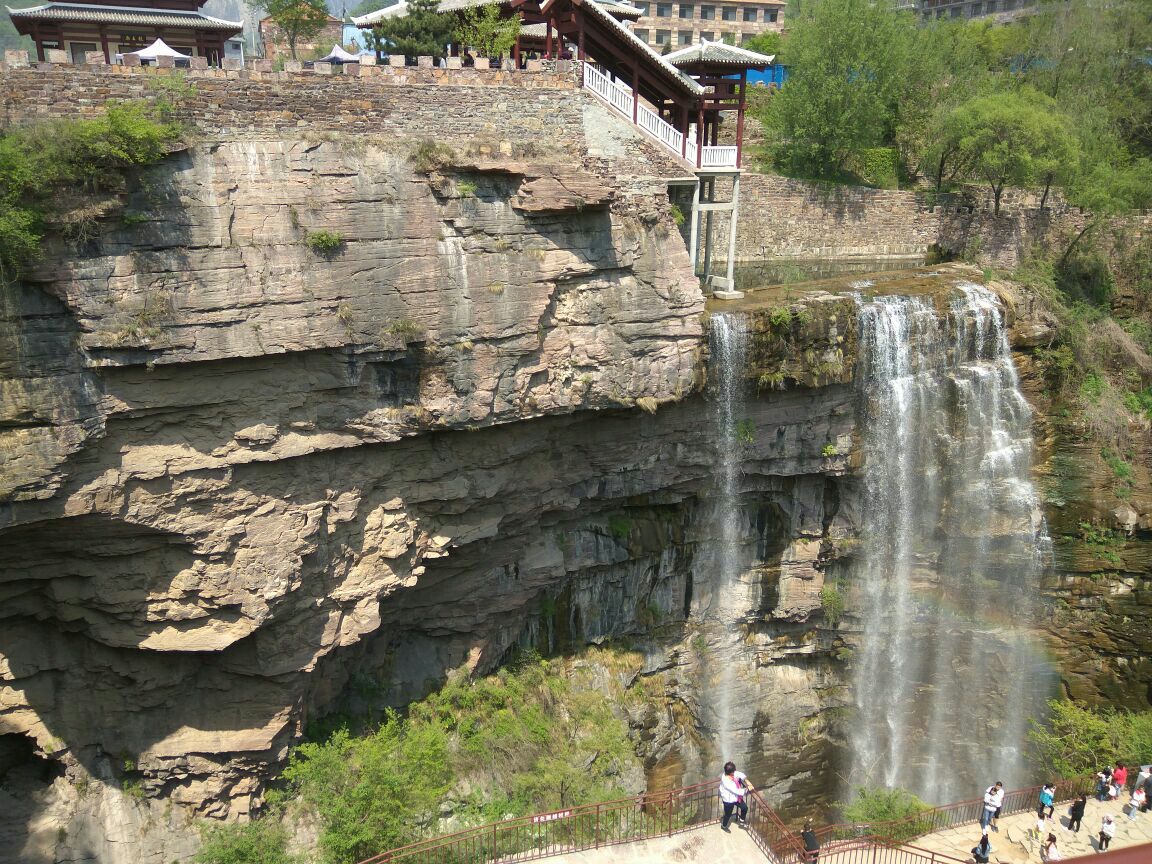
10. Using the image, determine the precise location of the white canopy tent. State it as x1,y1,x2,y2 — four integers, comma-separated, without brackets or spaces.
319,44,360,63
125,38,191,60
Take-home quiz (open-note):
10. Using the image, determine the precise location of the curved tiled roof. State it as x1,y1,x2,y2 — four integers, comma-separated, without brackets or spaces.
354,0,640,26
7,1,242,28
350,0,699,96
568,0,701,94
665,39,773,68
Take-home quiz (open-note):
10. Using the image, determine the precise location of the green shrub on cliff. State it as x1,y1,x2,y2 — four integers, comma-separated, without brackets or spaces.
1029,699,1152,778
840,786,931,841
275,655,638,863
196,820,295,864
0,102,180,279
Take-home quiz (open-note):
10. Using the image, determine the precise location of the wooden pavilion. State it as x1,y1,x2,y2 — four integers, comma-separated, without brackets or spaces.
6,0,242,64
352,0,770,296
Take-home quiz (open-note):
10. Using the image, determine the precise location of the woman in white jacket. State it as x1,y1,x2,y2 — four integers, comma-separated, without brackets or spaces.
718,761,754,831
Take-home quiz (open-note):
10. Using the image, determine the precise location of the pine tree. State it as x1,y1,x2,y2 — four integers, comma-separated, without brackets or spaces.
371,0,455,59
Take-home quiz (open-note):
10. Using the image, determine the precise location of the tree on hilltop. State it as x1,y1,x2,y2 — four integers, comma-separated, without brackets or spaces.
259,0,331,60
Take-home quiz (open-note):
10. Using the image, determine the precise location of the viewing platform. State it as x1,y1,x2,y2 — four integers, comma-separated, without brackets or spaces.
356,776,1152,864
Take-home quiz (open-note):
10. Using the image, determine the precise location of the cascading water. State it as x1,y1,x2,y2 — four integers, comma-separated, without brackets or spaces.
848,283,1055,804
707,312,748,765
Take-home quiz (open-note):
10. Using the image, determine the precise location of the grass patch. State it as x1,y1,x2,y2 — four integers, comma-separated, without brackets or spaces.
304,230,344,255
410,139,457,174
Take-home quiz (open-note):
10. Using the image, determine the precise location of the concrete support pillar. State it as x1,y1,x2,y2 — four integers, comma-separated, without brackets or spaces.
715,173,743,300
688,178,701,271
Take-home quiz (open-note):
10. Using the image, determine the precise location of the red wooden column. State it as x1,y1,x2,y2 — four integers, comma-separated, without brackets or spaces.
696,104,704,167
98,25,110,63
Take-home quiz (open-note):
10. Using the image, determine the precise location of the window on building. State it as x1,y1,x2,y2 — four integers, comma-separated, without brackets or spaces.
743,7,757,20
968,2,981,14
655,28,670,43
679,28,693,43
699,29,714,39
766,9,778,21
656,2,672,15
699,4,715,18
635,27,650,41
721,5,736,19
949,5,961,15
721,31,736,43
679,2,694,15
636,1,650,13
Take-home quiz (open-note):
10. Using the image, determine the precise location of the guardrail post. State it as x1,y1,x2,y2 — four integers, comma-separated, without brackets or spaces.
595,803,600,848
491,822,497,863
667,791,673,837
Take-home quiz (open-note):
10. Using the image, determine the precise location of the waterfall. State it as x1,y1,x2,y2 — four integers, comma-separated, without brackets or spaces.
848,283,1054,805
708,312,748,766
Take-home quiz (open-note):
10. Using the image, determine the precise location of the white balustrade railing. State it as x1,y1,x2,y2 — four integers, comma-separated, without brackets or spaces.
610,82,634,118
584,63,701,165
700,145,738,168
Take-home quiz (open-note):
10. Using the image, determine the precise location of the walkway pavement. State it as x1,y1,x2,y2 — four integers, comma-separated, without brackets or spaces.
909,796,1152,862
549,823,763,863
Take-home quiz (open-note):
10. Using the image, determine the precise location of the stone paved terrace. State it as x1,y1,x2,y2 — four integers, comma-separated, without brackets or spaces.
548,822,763,863
905,796,1152,864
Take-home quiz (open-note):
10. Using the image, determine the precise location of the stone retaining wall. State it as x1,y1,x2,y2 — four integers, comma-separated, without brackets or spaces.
711,173,1152,270
0,58,583,138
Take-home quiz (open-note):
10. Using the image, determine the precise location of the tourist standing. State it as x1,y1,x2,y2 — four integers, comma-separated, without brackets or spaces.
971,828,992,863
801,820,820,863
1128,785,1145,820
1039,783,1056,820
718,761,753,831
1114,763,1128,794
1099,814,1115,851
1068,794,1087,833
1143,771,1152,812
1042,833,1062,861
1096,767,1113,801
982,782,1004,830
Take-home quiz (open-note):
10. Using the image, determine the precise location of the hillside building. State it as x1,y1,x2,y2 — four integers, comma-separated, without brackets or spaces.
629,0,783,52
6,0,242,62
915,0,1037,19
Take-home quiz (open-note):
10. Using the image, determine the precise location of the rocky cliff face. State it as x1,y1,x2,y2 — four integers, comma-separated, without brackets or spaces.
2,67,1148,863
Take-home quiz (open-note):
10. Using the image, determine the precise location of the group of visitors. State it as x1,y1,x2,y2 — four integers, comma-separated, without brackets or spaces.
972,762,1152,862
717,760,1150,863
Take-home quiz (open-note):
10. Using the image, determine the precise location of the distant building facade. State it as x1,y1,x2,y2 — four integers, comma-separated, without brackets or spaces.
258,13,342,61
631,0,784,52
915,0,1037,19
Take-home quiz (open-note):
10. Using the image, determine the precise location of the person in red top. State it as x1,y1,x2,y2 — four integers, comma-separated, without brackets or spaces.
1114,762,1129,793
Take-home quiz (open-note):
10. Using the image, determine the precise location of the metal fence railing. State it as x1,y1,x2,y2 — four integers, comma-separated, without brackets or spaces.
809,775,1099,850
356,781,725,864
355,775,1101,864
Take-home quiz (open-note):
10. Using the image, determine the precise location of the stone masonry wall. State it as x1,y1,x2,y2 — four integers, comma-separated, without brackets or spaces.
0,61,582,137
709,172,1152,271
